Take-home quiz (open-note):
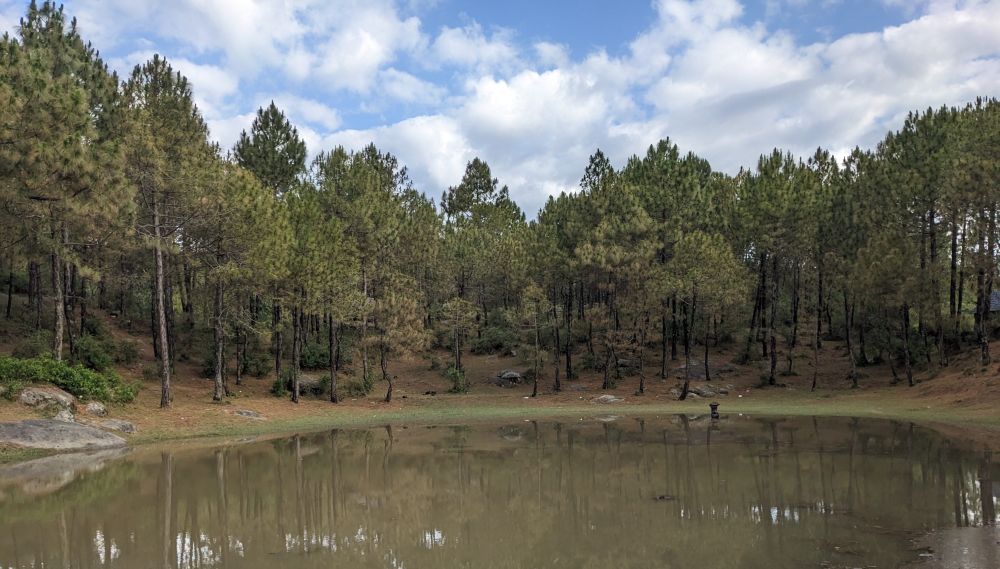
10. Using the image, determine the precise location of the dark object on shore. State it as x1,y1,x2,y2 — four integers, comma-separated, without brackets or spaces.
709,402,720,419
424,391,437,396
655,495,676,501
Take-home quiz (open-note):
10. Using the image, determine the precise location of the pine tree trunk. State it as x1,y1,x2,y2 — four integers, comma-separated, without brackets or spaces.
328,314,339,403
660,300,668,378
743,258,764,361
670,295,678,360
679,290,697,401
381,342,392,403
812,264,822,391
902,304,914,387
768,256,778,385
703,314,711,382
532,310,540,398
291,304,301,403
213,280,226,402
5,257,13,319
153,196,172,408
564,283,573,380
843,291,858,388
273,303,283,386
950,219,959,317
79,277,88,337
64,258,75,358
50,217,66,361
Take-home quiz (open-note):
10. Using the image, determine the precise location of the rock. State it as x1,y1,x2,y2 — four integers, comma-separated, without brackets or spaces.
493,370,524,388
690,385,719,398
53,409,75,423
498,369,523,381
235,409,263,419
0,448,129,497
285,376,324,396
98,419,137,434
497,426,525,442
84,402,108,417
591,394,623,404
19,387,76,411
0,419,127,451
668,387,682,398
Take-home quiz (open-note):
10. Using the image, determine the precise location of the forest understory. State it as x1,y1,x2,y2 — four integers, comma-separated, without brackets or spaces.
2,294,998,452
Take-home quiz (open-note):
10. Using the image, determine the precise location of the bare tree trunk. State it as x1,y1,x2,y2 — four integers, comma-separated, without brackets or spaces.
703,313,711,382
51,220,65,361
153,196,172,408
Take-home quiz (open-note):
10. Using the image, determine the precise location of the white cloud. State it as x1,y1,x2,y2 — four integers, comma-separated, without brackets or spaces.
429,22,520,73
379,68,447,104
3,0,999,216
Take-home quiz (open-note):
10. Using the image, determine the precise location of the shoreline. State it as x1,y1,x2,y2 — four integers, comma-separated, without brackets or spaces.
67,390,1000,453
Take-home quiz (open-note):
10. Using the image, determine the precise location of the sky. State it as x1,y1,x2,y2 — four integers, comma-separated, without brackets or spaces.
1,0,998,215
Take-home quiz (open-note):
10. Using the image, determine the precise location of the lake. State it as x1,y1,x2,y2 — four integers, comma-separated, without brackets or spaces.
0,415,997,568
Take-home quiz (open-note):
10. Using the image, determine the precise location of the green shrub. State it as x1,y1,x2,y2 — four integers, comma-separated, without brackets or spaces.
470,326,518,356
0,356,138,403
271,368,293,397
115,340,139,365
200,353,216,379
142,363,159,382
300,342,329,370
342,378,370,398
81,317,110,340
243,350,272,378
74,334,114,372
445,366,469,393
12,330,53,359
424,353,443,371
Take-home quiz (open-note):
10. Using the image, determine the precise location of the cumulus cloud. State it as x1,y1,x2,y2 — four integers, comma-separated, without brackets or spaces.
1,0,998,216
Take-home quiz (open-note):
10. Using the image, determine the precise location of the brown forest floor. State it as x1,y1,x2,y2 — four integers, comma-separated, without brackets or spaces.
1,297,999,451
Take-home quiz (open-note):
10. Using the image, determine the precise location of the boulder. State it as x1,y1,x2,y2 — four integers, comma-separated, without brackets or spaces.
98,419,137,434
235,409,264,420
493,370,524,388
591,394,623,404
53,409,75,423
285,376,325,396
19,387,76,411
0,419,127,451
83,402,108,417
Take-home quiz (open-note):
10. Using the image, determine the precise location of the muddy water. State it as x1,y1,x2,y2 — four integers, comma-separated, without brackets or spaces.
0,415,996,568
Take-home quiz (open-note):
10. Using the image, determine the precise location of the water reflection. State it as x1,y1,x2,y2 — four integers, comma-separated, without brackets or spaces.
0,416,996,568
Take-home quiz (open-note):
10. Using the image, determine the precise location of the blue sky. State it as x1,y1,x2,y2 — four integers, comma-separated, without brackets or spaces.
1,0,998,214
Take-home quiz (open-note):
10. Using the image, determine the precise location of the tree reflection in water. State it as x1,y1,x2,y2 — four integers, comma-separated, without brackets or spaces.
0,416,996,568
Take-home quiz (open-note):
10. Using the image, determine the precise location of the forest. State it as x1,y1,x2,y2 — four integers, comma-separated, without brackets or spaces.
2,2,1000,411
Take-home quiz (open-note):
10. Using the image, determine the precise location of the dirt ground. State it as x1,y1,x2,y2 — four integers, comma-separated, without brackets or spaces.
1,297,999,448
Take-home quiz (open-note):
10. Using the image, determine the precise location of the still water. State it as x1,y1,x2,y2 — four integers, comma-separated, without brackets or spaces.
0,415,997,569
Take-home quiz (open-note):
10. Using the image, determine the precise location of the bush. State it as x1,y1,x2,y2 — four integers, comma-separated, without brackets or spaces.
424,353,443,371
142,363,159,382
200,353,216,379
342,378,370,398
115,340,139,365
271,368,292,397
470,326,518,356
300,342,329,370
445,366,469,393
13,330,53,359
0,356,139,403
81,317,110,340
243,350,272,378
75,334,114,372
